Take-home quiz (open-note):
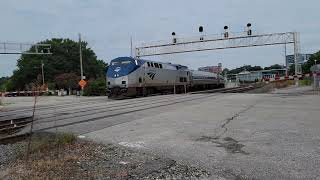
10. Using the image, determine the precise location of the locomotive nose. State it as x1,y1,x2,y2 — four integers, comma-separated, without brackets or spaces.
108,76,128,88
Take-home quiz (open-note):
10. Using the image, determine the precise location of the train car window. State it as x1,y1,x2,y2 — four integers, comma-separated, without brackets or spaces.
151,63,154,67
154,63,159,68
147,62,150,67
159,64,163,69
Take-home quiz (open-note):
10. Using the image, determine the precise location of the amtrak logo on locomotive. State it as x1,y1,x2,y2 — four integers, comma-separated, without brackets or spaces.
114,67,121,72
147,72,156,80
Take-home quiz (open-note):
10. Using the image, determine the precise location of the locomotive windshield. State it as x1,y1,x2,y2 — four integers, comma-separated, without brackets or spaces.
111,60,131,66
107,57,140,78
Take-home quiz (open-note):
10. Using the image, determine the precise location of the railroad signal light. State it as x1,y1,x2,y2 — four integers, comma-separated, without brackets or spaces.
224,26,229,38
199,26,204,41
247,23,252,36
224,32,229,38
172,32,177,44
173,38,177,44
199,26,203,32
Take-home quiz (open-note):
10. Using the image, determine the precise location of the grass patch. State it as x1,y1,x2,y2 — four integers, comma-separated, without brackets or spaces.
0,101,13,107
16,132,76,156
299,79,312,86
30,132,76,153
271,80,295,89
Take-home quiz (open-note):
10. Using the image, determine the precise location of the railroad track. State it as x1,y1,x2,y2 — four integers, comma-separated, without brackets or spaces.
0,116,32,134
221,86,255,93
0,116,32,143
191,85,255,94
0,86,256,143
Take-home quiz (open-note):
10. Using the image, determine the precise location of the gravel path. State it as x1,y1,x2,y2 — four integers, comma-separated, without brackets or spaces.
0,142,26,172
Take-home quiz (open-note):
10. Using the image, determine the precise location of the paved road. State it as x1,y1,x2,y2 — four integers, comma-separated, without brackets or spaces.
83,89,319,179
1,93,223,134
1,87,320,179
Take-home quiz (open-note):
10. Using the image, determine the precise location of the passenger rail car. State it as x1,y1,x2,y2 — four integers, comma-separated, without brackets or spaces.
106,57,224,98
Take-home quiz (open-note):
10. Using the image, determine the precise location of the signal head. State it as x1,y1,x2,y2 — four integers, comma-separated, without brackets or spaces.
199,26,203,32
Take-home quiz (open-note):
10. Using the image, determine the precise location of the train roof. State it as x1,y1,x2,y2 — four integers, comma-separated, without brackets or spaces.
110,57,189,70
191,70,218,77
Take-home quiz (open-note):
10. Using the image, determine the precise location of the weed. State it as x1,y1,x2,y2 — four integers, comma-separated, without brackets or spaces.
299,79,312,86
16,132,76,157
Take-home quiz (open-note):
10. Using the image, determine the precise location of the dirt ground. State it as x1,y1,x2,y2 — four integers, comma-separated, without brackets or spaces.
0,133,211,180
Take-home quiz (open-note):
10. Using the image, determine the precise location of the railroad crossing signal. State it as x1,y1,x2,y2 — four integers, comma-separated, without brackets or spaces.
78,79,87,88
135,29,301,76
0,42,51,55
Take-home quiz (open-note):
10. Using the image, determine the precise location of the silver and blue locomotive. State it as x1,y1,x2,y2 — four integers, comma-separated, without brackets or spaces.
106,57,224,98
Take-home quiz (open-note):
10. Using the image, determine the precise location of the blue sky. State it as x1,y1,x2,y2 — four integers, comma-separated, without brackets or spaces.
1,0,319,77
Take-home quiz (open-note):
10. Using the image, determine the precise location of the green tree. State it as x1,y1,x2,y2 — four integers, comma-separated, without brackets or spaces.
264,64,283,70
222,68,229,75
227,65,263,74
54,73,79,90
0,77,8,87
288,64,295,75
302,51,320,74
0,77,8,91
11,38,107,90
0,77,14,92
83,77,106,96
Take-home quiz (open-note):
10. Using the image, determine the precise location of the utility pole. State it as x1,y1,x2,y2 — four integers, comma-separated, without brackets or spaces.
41,59,45,86
314,60,318,90
293,32,299,85
130,36,133,57
284,43,287,76
79,33,84,95
218,63,222,86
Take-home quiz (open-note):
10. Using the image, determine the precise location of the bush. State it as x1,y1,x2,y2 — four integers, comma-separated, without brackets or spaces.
83,77,106,96
299,79,312,86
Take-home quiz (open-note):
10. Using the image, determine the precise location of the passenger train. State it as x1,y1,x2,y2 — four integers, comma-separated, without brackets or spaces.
106,57,224,98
